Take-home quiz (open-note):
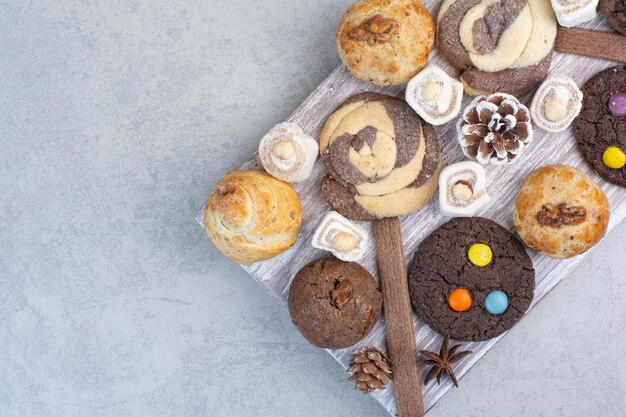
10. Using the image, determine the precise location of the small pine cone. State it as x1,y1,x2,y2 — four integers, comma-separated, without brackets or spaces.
348,346,393,393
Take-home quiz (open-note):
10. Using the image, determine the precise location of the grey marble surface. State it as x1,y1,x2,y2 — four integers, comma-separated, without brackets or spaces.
1,1,625,416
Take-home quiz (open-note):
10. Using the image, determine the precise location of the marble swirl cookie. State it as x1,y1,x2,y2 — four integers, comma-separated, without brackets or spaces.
437,0,557,97
408,217,535,341
319,92,442,221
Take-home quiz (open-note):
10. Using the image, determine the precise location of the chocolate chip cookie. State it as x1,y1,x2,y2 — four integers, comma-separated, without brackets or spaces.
408,217,535,341
288,257,382,349
572,65,626,187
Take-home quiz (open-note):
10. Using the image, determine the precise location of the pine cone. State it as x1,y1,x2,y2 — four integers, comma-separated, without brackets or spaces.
348,346,393,393
457,93,533,165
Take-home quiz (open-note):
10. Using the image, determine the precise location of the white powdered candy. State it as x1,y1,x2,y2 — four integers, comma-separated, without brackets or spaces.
311,211,369,262
259,122,318,183
405,65,464,126
551,0,598,27
530,74,583,133
439,161,491,217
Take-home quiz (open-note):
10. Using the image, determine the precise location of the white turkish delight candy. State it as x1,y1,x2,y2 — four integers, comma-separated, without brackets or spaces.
530,74,582,133
311,211,369,262
259,122,318,183
405,65,464,126
439,161,491,217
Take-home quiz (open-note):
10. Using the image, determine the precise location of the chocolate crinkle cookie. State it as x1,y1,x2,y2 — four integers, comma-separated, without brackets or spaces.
288,257,382,349
600,0,626,35
408,217,535,341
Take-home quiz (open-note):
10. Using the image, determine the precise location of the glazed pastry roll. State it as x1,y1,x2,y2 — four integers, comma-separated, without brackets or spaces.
203,170,302,264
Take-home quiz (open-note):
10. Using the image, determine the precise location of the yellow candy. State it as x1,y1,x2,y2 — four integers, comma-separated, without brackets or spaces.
602,146,626,169
468,243,492,267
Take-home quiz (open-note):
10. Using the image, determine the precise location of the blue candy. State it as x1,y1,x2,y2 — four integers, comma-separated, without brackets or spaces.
484,290,508,315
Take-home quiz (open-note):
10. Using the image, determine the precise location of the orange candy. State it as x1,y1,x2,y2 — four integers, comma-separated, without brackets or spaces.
448,288,472,312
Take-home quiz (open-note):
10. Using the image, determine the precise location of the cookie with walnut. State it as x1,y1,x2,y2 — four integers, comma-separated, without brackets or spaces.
336,0,435,86
288,257,382,349
514,165,610,259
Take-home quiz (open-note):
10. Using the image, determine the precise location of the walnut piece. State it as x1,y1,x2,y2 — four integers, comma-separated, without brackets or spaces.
536,203,587,227
331,280,353,307
348,15,398,45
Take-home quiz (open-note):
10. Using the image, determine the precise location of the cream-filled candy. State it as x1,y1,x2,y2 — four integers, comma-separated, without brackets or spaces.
405,65,464,126
550,0,598,27
259,122,318,183
439,161,491,217
311,211,369,262
530,75,583,133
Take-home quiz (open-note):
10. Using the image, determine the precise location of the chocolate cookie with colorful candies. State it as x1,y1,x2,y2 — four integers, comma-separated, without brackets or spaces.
573,65,626,187
408,217,535,341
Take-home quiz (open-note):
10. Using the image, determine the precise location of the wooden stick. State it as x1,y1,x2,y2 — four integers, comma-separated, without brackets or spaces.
555,28,626,64
373,217,424,417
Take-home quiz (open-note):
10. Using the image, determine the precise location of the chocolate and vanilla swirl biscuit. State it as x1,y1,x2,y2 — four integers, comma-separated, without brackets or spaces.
320,92,442,221
437,0,557,97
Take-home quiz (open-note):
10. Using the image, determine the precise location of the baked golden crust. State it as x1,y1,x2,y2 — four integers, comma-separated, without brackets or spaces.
337,0,435,86
204,170,302,264
514,165,610,259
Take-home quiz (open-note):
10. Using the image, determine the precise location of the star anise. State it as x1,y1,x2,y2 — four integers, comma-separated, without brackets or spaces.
418,335,472,387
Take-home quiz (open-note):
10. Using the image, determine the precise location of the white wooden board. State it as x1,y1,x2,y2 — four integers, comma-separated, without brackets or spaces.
198,11,626,416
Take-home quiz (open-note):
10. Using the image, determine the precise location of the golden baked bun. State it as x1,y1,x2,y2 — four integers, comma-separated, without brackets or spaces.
204,170,302,264
336,0,435,86
514,165,610,259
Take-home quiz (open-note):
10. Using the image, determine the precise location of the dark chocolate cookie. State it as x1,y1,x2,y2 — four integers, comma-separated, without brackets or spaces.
572,65,626,187
408,217,535,341
600,0,626,35
288,257,382,349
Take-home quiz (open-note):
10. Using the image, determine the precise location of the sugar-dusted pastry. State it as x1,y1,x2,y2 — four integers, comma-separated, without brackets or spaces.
439,161,491,217
288,257,383,349
514,165,610,258
552,0,598,27
408,217,535,341
405,64,464,126
336,0,435,86
530,75,582,133
320,92,442,221
437,0,557,97
203,170,301,264
573,65,626,187
258,122,318,183
311,211,369,262
457,93,534,165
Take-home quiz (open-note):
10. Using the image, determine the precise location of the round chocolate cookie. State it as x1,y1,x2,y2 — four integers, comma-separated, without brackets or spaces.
408,217,535,341
599,0,626,35
288,257,382,349
573,65,626,187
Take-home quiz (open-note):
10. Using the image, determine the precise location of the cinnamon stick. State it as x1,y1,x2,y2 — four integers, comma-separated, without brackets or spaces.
373,217,424,417
555,28,626,64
